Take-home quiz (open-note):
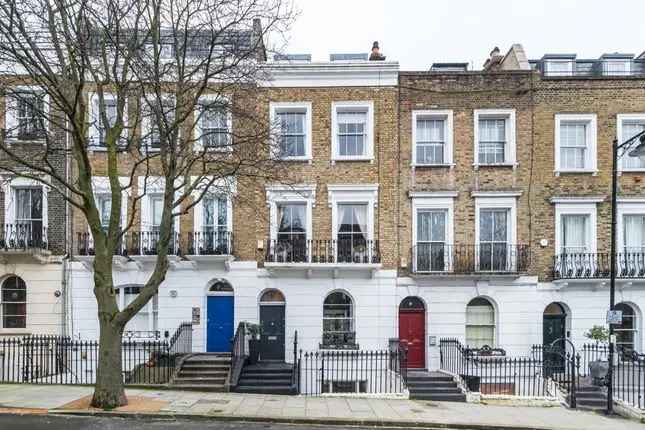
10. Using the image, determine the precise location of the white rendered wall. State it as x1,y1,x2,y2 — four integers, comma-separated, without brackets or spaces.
0,261,64,338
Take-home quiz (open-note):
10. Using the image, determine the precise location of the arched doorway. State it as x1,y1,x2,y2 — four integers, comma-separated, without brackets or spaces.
399,297,425,369
206,280,234,352
259,289,286,361
543,302,568,348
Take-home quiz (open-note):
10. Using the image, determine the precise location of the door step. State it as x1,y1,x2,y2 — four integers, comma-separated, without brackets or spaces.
406,371,466,402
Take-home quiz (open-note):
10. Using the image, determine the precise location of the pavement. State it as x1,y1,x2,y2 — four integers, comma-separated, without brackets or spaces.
0,384,642,430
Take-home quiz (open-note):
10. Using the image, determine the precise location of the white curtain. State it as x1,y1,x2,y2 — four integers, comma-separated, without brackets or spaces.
466,303,495,348
562,214,587,253
352,205,367,236
624,215,645,252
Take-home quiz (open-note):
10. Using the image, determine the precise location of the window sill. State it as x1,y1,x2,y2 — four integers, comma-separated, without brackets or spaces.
0,328,31,335
277,157,312,163
5,137,46,145
554,169,598,176
331,157,374,164
473,163,517,169
619,169,645,174
411,163,455,168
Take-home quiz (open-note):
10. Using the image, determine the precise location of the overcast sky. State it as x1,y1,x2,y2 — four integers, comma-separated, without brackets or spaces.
276,0,645,70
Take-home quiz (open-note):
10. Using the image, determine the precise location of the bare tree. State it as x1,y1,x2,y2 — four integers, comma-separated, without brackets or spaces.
0,0,295,408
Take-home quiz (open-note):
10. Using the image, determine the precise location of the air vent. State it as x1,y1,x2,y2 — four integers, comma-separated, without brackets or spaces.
274,54,312,62
330,53,369,62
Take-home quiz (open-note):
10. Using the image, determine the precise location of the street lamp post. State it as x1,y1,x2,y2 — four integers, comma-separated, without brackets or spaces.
606,130,645,415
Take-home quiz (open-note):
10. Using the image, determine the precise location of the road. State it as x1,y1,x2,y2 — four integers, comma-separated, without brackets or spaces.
0,414,423,430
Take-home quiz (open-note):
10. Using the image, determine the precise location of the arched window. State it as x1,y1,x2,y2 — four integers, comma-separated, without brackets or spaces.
615,303,637,353
466,297,495,348
322,291,355,349
115,285,158,334
260,289,285,303
1,276,26,328
400,296,425,311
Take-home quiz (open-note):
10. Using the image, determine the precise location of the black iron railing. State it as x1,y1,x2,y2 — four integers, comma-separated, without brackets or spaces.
615,348,645,409
265,239,381,264
298,348,406,396
0,324,192,386
440,339,577,399
76,231,180,256
412,244,530,274
228,322,248,389
0,223,48,250
186,231,233,255
292,331,299,393
552,252,645,280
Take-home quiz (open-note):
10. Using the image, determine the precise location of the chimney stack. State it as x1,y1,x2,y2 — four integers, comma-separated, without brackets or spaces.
369,41,385,61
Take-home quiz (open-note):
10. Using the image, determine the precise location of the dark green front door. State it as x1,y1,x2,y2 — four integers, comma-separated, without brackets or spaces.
259,304,285,361
543,315,566,372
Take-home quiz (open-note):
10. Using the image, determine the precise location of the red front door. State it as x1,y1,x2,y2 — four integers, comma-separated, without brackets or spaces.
399,310,425,368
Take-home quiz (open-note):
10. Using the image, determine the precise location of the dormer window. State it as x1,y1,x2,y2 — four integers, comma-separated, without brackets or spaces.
544,60,574,77
603,60,631,76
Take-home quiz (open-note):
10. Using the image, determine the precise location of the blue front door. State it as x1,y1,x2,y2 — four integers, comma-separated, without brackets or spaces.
207,296,234,352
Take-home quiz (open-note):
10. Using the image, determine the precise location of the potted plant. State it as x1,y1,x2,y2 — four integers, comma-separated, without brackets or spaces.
584,325,610,386
247,323,262,365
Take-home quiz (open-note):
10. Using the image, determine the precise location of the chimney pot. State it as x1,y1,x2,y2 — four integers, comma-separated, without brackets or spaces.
369,40,385,61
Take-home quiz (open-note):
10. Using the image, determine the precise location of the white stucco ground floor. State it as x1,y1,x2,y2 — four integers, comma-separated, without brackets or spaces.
67,259,645,371
0,258,65,339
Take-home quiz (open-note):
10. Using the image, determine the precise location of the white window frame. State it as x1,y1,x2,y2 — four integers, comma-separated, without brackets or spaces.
411,192,456,272
140,95,176,153
554,113,598,174
411,110,454,167
269,102,312,162
193,95,232,152
474,195,518,252
91,176,130,231
116,285,158,333
554,202,598,255
617,114,645,172
137,176,182,233
473,109,516,167
88,92,128,150
328,184,377,242
4,86,50,142
191,176,236,234
265,184,316,241
331,101,374,162
3,177,48,229
616,199,645,252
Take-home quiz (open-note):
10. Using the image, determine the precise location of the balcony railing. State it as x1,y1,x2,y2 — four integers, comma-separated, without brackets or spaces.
265,239,380,264
0,223,48,250
186,231,233,255
411,244,530,274
76,230,234,257
553,252,645,280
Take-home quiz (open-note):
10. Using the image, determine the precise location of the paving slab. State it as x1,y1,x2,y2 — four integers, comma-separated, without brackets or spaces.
0,384,643,430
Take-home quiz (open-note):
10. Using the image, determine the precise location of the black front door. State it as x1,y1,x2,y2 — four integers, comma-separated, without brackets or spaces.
543,315,566,373
260,305,285,361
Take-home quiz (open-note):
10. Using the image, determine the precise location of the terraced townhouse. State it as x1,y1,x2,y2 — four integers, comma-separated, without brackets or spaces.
0,80,68,338
2,32,645,395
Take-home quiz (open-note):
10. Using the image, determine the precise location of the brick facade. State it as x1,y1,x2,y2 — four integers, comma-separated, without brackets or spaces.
399,71,645,281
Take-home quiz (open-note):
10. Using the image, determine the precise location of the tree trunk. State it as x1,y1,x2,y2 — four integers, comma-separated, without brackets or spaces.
91,321,127,408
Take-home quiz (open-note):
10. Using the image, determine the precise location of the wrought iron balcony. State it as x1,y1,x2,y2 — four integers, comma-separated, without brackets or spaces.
186,231,233,255
411,243,530,275
264,239,381,264
76,231,180,256
553,252,645,280
0,223,48,251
